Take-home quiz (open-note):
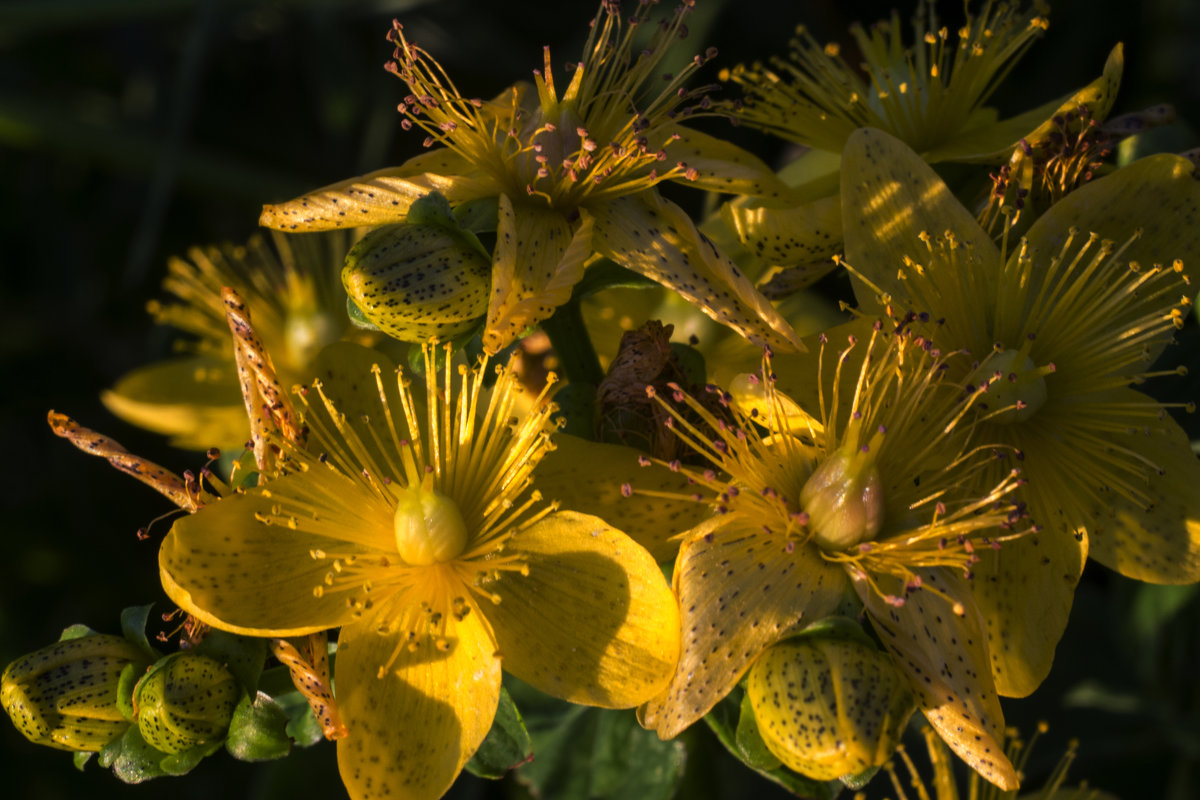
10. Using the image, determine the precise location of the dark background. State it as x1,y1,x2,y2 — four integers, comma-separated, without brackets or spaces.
4,1,1200,798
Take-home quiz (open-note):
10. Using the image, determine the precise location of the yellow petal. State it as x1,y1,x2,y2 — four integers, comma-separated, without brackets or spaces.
720,194,842,268
485,511,679,708
258,158,491,232
335,614,501,800
159,470,390,636
661,123,798,200
924,44,1124,163
587,192,803,353
856,569,1018,790
483,195,593,354
101,356,248,450
640,523,845,738
970,480,1086,697
535,434,709,562
1020,153,1200,367
840,128,1000,313
1081,403,1200,583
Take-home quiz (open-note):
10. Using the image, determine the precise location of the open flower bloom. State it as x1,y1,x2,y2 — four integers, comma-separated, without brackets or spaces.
716,0,1124,277
103,231,354,450
636,317,1034,789
157,342,680,800
840,126,1200,697
258,2,801,355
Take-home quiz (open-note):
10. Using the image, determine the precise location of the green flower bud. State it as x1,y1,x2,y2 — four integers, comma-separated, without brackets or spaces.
747,632,915,781
800,446,884,550
343,195,490,342
2,634,143,752
134,653,239,754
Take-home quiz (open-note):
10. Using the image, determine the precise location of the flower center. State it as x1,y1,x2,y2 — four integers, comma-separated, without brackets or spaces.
391,475,469,565
978,349,1048,424
800,447,884,551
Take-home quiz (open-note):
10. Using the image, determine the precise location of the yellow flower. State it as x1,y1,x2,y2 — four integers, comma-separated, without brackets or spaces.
716,1,1123,277
157,342,680,800
636,317,1032,790
839,126,1200,698
258,2,801,355
103,231,355,450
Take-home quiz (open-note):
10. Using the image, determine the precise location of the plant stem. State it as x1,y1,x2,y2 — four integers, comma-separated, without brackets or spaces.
541,297,604,387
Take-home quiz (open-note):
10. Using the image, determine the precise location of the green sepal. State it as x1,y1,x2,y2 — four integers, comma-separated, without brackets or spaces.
702,686,838,799
734,691,782,771
158,738,221,776
453,195,500,235
119,605,162,664
194,630,267,695
73,751,94,771
406,191,492,261
228,448,260,491
224,691,293,762
788,615,876,648
346,297,383,331
506,676,685,800
840,764,881,790
116,662,141,721
464,686,532,779
59,623,99,642
100,725,170,784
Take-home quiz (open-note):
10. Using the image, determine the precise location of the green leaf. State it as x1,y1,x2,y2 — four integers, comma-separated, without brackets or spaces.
119,605,162,663
507,677,684,800
570,258,657,300
703,686,838,799
225,692,293,762
73,751,94,771
734,691,782,771
194,630,268,694
549,381,596,439
840,765,881,790
465,686,532,779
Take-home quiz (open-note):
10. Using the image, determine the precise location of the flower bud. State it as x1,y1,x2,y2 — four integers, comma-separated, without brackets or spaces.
2,634,144,752
343,195,490,342
800,447,884,550
134,652,239,754
747,633,915,781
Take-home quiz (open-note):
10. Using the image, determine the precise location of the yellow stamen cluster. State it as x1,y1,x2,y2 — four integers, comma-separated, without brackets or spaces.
637,319,1036,609
384,2,715,210
245,344,561,671
721,0,1049,153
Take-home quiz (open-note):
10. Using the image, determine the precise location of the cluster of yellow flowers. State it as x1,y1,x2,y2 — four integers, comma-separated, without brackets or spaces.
10,2,1200,799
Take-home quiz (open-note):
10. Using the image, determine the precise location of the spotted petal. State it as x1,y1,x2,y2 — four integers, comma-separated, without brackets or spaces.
587,192,803,353
841,127,1000,320
970,481,1086,697
856,569,1017,790
259,155,493,232
924,44,1124,163
720,194,842,268
335,612,501,800
159,468,392,636
1078,394,1200,583
485,510,679,708
535,434,709,562
482,194,594,354
662,123,798,200
640,522,845,739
